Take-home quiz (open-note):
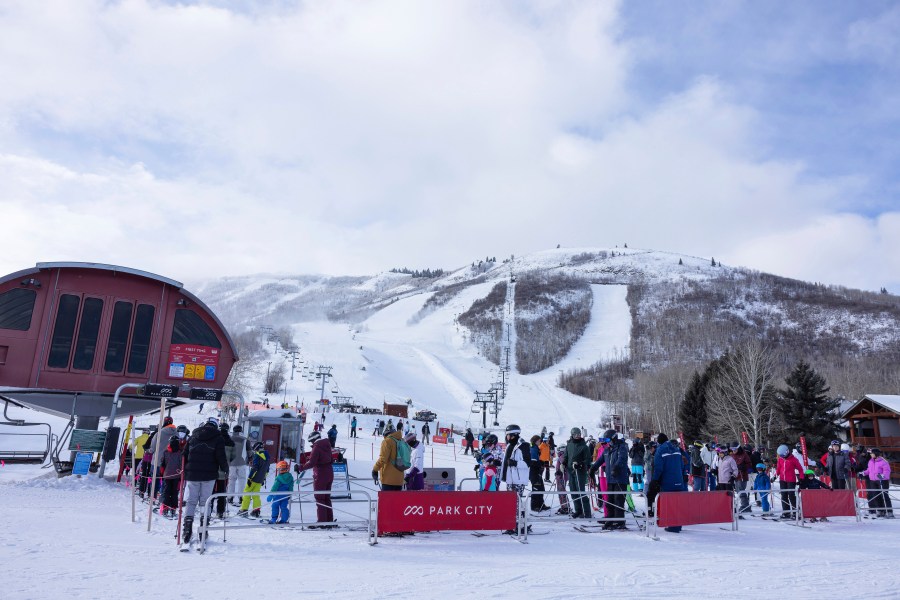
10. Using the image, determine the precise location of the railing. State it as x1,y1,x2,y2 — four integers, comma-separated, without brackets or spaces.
197,489,377,553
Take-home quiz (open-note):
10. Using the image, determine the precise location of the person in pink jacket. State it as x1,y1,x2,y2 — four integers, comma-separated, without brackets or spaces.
775,444,804,520
863,449,894,518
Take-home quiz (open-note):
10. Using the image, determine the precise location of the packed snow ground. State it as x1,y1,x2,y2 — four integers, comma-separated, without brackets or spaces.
2,404,900,599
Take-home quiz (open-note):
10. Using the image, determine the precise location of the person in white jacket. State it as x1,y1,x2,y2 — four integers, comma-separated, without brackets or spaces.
500,424,532,534
404,432,425,490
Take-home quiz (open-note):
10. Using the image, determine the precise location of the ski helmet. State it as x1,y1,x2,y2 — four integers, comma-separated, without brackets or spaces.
253,442,264,451
163,416,174,426
830,439,841,447
804,469,815,477
276,460,289,473
570,427,582,438
840,443,850,452
232,425,243,433
755,463,766,470
485,434,499,446
206,416,219,428
219,422,230,432
602,429,617,442
777,444,790,457
870,448,882,456
505,424,521,436
308,431,321,443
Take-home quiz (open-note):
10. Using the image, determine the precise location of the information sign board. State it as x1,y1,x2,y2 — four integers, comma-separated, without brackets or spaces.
72,451,94,476
68,429,107,452
167,344,220,381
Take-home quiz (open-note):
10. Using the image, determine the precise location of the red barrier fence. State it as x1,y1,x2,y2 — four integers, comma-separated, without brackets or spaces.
656,490,735,528
799,489,857,519
377,491,517,534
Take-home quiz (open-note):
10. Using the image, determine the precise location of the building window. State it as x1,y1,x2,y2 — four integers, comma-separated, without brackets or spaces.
48,294,81,368
171,309,221,349
126,304,155,375
104,301,133,373
0,288,37,331
72,298,104,371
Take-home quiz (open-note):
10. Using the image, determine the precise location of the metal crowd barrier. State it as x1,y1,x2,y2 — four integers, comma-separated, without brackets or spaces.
197,489,377,553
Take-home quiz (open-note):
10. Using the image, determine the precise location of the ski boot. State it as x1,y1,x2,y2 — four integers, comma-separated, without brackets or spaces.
199,516,208,542
250,508,261,519
182,516,194,544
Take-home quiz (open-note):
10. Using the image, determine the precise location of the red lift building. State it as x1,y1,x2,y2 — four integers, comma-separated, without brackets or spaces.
0,262,238,435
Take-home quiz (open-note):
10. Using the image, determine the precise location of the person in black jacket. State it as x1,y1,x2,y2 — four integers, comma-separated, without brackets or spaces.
591,430,630,529
565,428,592,519
181,418,229,544
464,428,475,455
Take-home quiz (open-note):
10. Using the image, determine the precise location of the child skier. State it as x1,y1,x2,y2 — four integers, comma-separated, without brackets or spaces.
266,461,294,524
480,458,501,491
752,463,771,514
159,436,184,518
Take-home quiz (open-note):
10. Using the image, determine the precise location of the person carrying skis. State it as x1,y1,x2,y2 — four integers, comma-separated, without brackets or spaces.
565,427,592,519
298,430,336,526
181,419,229,544
590,430,630,529
404,431,425,491
237,442,270,518
775,444,804,519
266,461,294,524
753,463,772,514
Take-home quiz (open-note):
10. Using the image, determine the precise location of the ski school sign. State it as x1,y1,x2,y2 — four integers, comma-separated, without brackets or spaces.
377,491,517,533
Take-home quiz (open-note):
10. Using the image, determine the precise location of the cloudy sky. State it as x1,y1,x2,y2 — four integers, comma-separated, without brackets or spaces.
1,1,898,292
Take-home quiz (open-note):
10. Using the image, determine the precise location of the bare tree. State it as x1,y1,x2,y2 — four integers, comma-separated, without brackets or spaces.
264,362,287,395
706,340,779,447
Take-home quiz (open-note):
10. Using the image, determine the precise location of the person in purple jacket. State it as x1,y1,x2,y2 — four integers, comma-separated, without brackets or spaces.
863,449,894,518
297,430,335,528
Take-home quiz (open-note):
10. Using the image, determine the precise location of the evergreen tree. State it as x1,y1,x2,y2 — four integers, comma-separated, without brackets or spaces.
678,258,683,265
678,371,708,442
711,257,716,267
776,361,840,455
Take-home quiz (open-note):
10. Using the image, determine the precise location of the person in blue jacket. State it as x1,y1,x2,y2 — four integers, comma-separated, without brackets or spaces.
651,433,687,533
752,463,771,514
590,429,631,530
266,460,294,524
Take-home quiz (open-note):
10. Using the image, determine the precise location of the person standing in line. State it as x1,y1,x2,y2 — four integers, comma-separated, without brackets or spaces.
565,428,592,519
629,439,646,492
529,435,550,512
753,463,772,514
267,461,294,524
215,422,235,519
825,440,851,490
237,442,270,518
775,444,804,519
690,441,708,491
732,445,752,515
651,433,687,533
181,419,229,544
539,437,552,482
644,442,658,516
715,447,738,491
404,432,425,491
591,429,630,529
863,448,894,518
227,425,251,505
298,430,335,527
159,436,184,518
373,427,406,491
500,424,533,534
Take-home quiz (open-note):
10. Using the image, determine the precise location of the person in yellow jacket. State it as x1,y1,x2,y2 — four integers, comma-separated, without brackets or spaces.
372,429,405,491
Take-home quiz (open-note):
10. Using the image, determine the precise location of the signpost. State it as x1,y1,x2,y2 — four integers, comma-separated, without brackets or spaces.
72,451,94,476
190,387,223,402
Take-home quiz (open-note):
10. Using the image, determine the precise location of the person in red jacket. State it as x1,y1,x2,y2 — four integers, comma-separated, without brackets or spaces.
776,444,804,520
296,430,335,528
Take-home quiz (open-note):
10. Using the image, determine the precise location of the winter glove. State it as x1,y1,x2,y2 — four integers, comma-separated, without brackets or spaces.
572,462,582,471
294,464,302,474
267,495,273,502
588,467,596,477
474,464,480,473
246,478,253,487
372,470,379,485
507,459,518,466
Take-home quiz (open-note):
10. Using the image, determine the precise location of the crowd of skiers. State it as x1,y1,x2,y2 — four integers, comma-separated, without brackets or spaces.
461,426,895,532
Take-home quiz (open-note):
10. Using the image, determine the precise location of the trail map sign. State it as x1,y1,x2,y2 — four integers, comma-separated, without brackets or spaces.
68,429,107,452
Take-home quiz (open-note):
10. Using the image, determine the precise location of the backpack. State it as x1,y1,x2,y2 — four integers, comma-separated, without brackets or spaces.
393,438,412,471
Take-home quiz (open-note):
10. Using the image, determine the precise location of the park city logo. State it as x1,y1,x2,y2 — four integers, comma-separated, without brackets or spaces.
403,505,425,516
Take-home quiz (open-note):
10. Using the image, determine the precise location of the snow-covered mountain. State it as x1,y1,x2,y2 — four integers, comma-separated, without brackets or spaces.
189,247,900,433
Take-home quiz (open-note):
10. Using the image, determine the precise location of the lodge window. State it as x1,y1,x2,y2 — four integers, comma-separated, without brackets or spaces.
104,301,134,373
0,288,37,331
48,294,81,368
72,298,104,370
126,304,155,375
171,309,221,349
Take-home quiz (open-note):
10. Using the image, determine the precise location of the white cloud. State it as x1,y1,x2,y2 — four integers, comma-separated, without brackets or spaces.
0,1,895,294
